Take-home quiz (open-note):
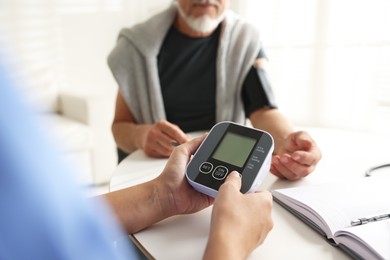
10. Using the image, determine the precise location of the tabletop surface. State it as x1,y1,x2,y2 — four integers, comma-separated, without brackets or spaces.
110,127,390,260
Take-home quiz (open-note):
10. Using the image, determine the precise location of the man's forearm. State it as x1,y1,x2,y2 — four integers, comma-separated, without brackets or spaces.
112,122,151,154
249,108,293,153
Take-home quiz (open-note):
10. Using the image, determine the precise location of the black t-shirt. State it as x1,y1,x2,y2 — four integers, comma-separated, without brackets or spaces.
157,25,277,133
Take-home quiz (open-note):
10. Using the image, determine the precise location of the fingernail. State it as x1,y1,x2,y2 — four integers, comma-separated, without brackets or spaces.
230,171,240,178
292,155,300,161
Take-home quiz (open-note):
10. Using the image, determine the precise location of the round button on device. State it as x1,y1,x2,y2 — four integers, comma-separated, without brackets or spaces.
199,162,213,174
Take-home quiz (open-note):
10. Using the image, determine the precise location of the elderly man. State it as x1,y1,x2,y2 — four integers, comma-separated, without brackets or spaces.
108,0,322,181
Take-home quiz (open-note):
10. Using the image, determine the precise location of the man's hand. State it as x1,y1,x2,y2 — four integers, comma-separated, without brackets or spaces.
271,131,322,180
143,120,190,158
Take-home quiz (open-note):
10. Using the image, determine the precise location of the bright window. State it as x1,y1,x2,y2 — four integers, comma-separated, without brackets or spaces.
237,0,390,133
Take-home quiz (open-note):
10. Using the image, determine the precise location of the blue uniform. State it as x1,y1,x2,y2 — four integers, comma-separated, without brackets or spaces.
0,65,138,259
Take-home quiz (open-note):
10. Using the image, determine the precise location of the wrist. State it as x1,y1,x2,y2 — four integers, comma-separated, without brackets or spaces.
134,124,152,150
273,132,291,155
204,228,248,260
151,178,177,219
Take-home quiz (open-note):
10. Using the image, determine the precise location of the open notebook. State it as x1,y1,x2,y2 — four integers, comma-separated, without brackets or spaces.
272,175,390,260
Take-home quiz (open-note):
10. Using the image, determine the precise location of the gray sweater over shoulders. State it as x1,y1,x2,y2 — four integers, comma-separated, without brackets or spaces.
107,4,262,125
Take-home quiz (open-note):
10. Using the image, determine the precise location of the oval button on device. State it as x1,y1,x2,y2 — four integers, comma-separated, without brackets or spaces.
199,162,213,174
212,166,228,180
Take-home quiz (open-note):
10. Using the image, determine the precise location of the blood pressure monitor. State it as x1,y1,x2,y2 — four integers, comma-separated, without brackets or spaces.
186,121,274,198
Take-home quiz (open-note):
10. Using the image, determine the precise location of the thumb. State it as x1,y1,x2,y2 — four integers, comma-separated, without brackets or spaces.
223,171,242,191
294,132,313,150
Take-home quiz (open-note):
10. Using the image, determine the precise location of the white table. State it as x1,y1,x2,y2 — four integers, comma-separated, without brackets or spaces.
110,127,390,259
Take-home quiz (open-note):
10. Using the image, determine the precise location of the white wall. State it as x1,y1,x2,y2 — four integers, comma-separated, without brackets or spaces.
58,1,172,94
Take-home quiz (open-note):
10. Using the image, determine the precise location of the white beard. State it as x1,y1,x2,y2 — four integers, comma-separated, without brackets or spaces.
176,2,225,33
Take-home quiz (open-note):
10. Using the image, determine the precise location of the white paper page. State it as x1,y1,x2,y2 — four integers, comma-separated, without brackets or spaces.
273,175,390,237
335,219,390,260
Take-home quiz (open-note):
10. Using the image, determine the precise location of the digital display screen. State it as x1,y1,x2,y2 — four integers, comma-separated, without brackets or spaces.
212,132,257,168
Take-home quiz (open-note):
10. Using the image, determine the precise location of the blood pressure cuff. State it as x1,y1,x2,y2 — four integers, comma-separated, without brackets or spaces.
241,65,278,117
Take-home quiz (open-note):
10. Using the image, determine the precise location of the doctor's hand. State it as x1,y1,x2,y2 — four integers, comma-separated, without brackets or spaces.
204,172,273,259
271,131,322,181
155,134,213,217
142,120,190,158
103,134,212,234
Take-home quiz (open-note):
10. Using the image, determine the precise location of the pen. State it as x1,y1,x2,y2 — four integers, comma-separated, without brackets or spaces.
171,141,180,147
350,213,390,226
